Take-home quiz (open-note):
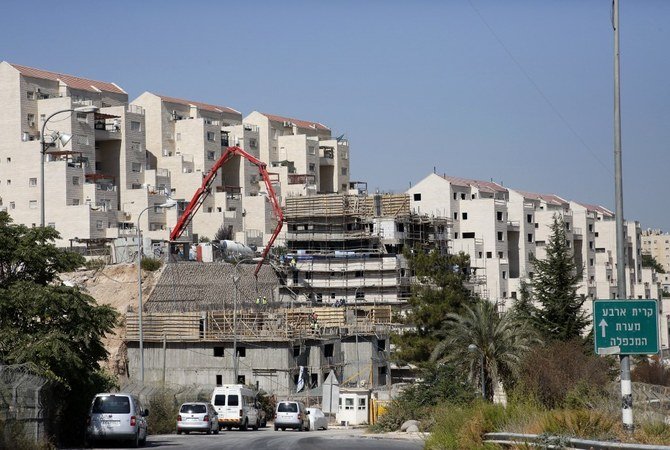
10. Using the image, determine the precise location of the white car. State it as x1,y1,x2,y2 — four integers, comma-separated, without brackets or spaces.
306,407,328,430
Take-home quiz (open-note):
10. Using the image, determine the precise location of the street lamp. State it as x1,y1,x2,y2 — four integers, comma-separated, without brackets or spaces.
468,344,486,400
40,105,99,227
137,198,177,383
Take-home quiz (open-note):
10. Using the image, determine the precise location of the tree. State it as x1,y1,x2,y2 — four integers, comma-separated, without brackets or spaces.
641,254,665,274
0,212,119,444
515,214,588,342
392,248,475,363
430,300,540,401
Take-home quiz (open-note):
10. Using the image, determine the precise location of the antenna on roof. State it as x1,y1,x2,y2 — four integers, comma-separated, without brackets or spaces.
335,134,345,142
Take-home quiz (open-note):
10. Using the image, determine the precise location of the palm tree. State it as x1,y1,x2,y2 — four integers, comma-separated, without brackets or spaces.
430,300,540,401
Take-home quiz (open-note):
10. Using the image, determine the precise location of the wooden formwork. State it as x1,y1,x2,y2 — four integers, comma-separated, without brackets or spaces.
284,194,410,219
124,306,393,342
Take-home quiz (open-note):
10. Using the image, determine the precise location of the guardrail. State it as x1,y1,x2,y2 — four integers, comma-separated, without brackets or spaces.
483,432,670,449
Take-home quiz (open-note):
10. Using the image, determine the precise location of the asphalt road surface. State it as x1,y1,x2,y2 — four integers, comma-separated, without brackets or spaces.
86,427,425,449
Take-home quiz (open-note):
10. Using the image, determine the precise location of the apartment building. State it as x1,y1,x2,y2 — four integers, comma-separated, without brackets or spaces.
244,111,350,197
642,230,670,273
0,62,173,246
406,173,663,315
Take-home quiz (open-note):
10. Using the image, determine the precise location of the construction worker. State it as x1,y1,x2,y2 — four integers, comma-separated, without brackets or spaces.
262,296,268,305
255,297,261,305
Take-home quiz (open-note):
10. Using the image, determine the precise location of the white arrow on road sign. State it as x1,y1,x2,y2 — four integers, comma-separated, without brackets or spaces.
599,318,608,338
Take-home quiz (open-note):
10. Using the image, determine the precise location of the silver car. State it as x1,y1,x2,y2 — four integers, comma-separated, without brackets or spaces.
86,393,149,447
274,400,310,431
177,402,219,435
306,407,328,430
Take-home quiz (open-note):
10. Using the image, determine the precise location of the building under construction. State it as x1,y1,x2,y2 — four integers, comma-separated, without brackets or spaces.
124,262,394,399
277,192,450,306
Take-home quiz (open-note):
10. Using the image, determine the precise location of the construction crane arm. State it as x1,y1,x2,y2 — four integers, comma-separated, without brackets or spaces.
169,146,284,276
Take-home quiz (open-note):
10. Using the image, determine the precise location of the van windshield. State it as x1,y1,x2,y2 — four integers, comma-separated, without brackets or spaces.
214,395,226,406
92,396,131,414
180,404,206,413
228,395,239,406
278,402,298,413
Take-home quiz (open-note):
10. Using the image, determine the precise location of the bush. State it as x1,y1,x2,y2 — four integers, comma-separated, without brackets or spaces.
0,420,54,449
632,355,670,386
140,257,162,272
538,409,618,440
84,258,106,271
147,389,178,435
513,340,614,408
637,421,670,445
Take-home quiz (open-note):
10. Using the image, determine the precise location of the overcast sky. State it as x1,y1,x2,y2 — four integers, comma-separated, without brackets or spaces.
2,0,668,230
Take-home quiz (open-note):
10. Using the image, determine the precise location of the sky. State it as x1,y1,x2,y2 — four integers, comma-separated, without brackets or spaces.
1,0,668,230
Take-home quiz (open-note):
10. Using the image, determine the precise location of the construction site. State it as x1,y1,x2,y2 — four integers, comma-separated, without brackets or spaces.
114,191,451,403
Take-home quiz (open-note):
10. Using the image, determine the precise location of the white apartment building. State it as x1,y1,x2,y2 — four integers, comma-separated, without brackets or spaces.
642,230,670,274
244,112,350,197
407,173,665,345
0,62,173,247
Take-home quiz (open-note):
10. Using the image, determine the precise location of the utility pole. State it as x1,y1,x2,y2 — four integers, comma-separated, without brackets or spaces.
613,0,633,432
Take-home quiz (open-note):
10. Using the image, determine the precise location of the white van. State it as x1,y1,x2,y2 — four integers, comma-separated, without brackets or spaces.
211,384,260,431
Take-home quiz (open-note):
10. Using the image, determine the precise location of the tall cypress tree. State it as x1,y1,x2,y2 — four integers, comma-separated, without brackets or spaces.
515,214,588,342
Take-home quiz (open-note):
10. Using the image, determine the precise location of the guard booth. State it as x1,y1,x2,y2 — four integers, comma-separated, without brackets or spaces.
336,388,370,425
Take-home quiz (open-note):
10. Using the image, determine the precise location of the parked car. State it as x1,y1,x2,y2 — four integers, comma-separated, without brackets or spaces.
86,393,149,447
274,400,310,431
211,384,261,430
306,407,328,430
177,402,219,435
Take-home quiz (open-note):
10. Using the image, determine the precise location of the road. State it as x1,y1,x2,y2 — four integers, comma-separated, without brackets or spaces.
87,427,424,449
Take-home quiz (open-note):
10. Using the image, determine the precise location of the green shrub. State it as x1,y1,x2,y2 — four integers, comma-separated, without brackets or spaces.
147,389,178,435
425,402,507,450
84,258,106,271
141,257,162,272
537,409,618,440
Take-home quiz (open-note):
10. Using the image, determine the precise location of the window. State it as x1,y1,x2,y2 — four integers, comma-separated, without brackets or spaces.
207,151,215,160
72,176,79,185
76,112,88,123
308,146,315,155
486,251,492,258
324,343,334,358
206,131,216,141
249,138,257,148
413,193,421,201
130,141,141,152
462,232,475,239
6,158,11,163
130,121,141,131
588,224,593,232
131,162,142,173
341,167,348,176
454,232,459,238
358,398,366,410
309,163,315,172
453,193,457,200
6,179,11,185
176,132,181,141
461,193,466,200
527,234,533,243
216,375,222,386
502,271,507,279
29,178,37,187
72,199,80,205
27,91,35,99
453,212,458,220
527,214,533,223
589,241,594,249
77,134,89,145
497,211,503,221
462,212,468,220
497,231,503,241
214,346,224,357
236,346,246,357
29,200,37,209
345,398,354,410
96,220,104,230
590,258,594,267
377,339,386,352
498,251,503,258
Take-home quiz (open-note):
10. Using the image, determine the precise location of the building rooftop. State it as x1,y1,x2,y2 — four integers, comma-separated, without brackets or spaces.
574,201,615,217
441,175,508,194
515,190,569,207
261,112,330,132
155,93,241,115
8,62,126,94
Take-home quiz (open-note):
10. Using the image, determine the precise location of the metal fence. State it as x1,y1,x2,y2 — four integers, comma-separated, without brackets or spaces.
119,380,215,406
0,364,49,445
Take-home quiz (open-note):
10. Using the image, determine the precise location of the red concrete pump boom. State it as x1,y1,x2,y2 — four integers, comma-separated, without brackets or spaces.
169,146,284,276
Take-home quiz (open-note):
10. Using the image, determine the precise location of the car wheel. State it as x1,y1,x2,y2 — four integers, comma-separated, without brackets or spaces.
240,418,248,431
274,425,279,431
140,431,147,446
227,426,232,431
214,427,219,435
206,427,212,435
253,418,259,430
298,423,303,432
177,429,182,435
184,431,190,435
281,427,286,431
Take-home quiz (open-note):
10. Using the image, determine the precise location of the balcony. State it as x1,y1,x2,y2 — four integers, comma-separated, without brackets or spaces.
93,112,122,141
288,174,316,185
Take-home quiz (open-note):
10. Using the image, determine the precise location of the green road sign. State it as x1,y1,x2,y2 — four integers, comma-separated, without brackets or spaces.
593,299,659,355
